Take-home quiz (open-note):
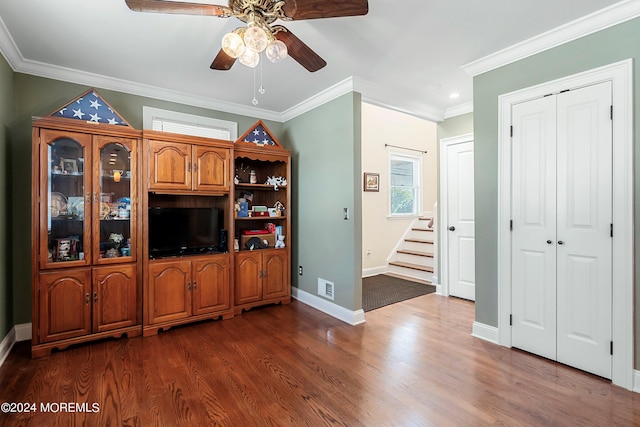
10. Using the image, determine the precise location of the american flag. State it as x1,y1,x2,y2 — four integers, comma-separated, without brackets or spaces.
54,90,127,126
243,123,275,146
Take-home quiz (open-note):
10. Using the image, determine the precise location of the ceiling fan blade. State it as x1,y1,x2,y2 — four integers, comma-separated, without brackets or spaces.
282,0,368,20
125,0,232,16
276,29,326,72
210,49,237,70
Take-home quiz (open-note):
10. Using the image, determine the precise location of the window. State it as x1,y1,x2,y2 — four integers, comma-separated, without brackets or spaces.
389,153,421,216
142,106,238,140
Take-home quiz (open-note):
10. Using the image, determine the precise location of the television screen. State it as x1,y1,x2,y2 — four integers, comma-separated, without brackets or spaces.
148,207,221,257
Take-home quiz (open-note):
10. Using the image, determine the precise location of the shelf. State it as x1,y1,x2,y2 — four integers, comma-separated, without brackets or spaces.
235,216,287,221
235,183,287,190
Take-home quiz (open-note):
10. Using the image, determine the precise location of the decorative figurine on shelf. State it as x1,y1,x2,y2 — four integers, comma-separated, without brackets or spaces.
234,175,240,185
275,235,286,249
274,200,285,217
237,198,249,218
265,176,287,190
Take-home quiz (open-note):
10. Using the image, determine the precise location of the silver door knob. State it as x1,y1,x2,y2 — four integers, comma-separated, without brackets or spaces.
448,226,455,231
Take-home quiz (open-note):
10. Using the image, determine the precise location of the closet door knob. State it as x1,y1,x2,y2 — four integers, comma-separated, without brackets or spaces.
448,226,455,231
558,240,565,245
546,240,553,244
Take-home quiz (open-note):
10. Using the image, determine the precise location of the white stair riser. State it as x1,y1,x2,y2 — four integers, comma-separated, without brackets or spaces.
409,230,434,239
403,241,433,252
389,265,433,281
396,253,434,266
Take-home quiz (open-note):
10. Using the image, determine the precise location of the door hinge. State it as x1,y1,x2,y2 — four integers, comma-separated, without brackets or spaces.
509,314,513,326
610,105,613,120
610,223,613,238
510,220,513,231
610,341,613,355
510,126,513,138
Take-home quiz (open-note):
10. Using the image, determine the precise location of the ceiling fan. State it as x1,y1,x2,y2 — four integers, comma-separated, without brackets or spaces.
125,0,369,72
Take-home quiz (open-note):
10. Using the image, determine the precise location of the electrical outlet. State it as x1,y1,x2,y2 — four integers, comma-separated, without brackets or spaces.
298,265,303,276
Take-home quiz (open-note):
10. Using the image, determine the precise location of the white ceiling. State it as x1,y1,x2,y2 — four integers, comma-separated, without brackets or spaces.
0,0,631,122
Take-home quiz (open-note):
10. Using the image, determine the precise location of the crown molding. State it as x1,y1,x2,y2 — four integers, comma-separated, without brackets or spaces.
462,0,640,76
280,76,356,122
444,102,473,119
1,14,446,124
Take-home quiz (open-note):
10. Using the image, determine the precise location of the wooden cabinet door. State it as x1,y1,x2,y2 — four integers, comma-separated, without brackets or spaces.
263,251,288,300
148,260,192,324
92,264,137,333
148,140,191,191
192,256,229,315
234,252,262,305
39,269,91,343
193,146,229,192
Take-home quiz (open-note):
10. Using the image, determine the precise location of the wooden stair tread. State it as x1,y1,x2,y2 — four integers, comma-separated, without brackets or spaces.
405,238,434,244
389,261,434,273
412,228,433,232
419,217,432,221
397,249,434,258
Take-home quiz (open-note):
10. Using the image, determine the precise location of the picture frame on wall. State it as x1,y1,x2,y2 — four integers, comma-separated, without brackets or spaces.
363,172,380,192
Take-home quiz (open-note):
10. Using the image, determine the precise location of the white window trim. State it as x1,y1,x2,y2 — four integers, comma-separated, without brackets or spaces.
142,106,238,141
388,150,423,218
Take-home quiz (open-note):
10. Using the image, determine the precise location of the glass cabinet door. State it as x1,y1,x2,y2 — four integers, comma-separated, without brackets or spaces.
40,130,92,269
94,137,136,264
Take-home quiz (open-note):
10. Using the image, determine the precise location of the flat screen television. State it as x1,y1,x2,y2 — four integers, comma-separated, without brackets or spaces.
148,207,223,258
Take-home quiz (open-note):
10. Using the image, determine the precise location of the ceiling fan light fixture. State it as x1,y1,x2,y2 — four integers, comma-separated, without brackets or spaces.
244,24,268,52
238,47,260,68
221,30,245,58
265,39,288,63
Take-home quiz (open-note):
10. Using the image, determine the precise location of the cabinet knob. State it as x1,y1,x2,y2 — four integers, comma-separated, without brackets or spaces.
546,240,553,244
558,240,565,245
187,281,191,290
93,292,98,303
448,226,456,231
85,293,90,305
193,281,197,290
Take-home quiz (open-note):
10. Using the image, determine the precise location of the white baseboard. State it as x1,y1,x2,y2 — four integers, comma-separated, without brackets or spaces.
633,370,640,394
0,327,16,368
362,266,388,278
15,323,32,342
471,321,499,344
0,323,32,369
292,287,366,326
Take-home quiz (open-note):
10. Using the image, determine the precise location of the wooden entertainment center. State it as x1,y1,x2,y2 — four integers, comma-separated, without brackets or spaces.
30,90,291,356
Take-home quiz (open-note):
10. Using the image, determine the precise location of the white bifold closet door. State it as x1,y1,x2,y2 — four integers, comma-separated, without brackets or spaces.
511,81,612,379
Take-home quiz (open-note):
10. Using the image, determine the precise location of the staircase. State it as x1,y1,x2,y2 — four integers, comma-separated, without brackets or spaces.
388,217,434,282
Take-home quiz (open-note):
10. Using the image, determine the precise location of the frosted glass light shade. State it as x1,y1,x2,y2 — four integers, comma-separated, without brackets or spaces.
221,32,245,58
238,48,259,68
244,25,268,52
266,40,288,63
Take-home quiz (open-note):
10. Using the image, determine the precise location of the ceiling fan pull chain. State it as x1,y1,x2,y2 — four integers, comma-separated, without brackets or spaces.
259,53,266,95
252,66,259,105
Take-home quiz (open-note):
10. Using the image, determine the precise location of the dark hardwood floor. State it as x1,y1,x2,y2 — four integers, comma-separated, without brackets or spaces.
1,295,640,426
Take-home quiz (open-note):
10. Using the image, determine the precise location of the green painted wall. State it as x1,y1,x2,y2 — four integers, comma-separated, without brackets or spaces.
437,112,473,141
283,93,362,311
473,17,640,364
8,73,284,325
0,54,13,339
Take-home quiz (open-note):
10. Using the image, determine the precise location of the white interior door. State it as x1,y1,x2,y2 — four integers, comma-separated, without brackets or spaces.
511,82,612,379
555,82,612,379
511,96,558,360
446,140,475,301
